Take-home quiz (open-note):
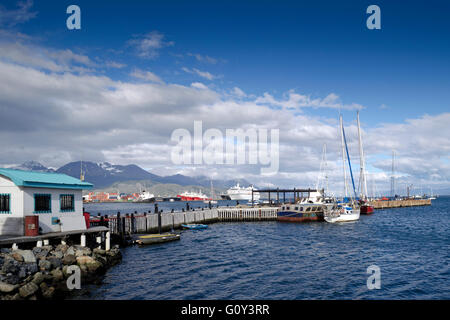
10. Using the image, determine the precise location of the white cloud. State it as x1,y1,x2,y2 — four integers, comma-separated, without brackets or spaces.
187,52,218,64
0,31,448,193
127,31,174,59
130,68,164,84
255,91,364,111
191,82,208,90
182,67,217,80
106,61,126,69
0,0,37,27
232,87,246,98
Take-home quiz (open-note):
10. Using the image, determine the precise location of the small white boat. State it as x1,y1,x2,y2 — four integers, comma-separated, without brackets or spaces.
324,204,360,223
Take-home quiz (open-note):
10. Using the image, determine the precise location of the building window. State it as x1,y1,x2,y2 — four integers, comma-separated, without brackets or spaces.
60,194,75,212
0,194,10,213
34,194,51,213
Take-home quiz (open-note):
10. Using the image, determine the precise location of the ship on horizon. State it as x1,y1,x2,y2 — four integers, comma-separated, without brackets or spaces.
177,190,211,201
221,183,260,201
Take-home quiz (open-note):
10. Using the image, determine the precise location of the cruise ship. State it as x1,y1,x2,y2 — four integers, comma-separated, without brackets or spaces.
222,183,260,201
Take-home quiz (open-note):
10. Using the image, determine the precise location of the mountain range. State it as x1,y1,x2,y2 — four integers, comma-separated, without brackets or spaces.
8,161,251,191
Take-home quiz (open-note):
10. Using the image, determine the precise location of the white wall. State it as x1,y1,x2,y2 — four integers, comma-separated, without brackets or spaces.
0,175,87,235
22,187,86,233
0,176,24,235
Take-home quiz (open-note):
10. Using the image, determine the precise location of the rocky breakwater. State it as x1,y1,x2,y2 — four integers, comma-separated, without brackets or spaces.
0,244,121,300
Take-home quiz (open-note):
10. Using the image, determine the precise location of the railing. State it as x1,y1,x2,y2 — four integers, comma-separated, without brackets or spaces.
89,207,280,236
217,207,279,221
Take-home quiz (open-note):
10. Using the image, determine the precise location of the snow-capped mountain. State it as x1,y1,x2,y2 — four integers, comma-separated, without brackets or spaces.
13,161,55,172
6,160,251,190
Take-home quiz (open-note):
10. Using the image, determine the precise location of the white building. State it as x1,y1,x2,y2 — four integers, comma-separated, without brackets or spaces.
0,168,93,236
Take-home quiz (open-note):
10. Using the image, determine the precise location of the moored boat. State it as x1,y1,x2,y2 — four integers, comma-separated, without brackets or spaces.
324,113,360,223
360,202,374,214
277,190,331,222
135,233,180,245
277,203,325,222
356,110,374,215
181,224,208,230
324,203,360,223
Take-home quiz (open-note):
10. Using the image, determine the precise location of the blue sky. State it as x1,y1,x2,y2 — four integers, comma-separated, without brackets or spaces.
10,0,450,124
0,0,449,194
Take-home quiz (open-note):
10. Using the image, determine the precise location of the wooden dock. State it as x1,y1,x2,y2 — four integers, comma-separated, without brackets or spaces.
94,207,279,237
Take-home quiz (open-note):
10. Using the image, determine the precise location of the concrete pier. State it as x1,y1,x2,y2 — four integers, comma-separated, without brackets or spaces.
369,199,431,209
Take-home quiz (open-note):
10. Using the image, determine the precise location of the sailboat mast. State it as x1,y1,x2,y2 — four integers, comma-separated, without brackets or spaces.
357,111,368,200
340,114,349,198
324,144,329,195
316,143,327,192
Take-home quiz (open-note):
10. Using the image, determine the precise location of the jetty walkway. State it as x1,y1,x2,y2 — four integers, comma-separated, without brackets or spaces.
91,207,278,237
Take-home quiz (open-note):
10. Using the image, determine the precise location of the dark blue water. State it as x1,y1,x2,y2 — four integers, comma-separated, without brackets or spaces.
79,197,450,299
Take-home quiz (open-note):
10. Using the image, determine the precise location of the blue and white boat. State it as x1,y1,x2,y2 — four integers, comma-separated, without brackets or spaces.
181,224,208,230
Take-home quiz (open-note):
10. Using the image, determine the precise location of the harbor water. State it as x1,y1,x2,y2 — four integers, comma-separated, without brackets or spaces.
77,197,450,299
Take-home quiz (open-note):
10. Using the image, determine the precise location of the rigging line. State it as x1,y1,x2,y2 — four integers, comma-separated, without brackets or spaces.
342,125,357,199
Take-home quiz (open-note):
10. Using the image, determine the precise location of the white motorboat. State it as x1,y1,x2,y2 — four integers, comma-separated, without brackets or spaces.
324,203,360,223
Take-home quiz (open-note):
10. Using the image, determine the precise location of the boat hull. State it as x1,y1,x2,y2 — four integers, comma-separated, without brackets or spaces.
277,211,324,222
135,233,180,245
177,195,211,201
360,205,374,215
181,224,208,230
324,210,360,223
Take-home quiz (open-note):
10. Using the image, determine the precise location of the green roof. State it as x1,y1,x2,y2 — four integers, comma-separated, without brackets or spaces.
0,168,93,190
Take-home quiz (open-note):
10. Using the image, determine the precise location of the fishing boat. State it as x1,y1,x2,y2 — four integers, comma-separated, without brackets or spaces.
277,190,332,222
135,233,180,245
181,224,208,230
324,114,360,223
356,110,374,215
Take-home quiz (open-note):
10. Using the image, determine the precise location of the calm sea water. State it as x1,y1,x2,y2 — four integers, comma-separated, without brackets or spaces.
78,197,450,300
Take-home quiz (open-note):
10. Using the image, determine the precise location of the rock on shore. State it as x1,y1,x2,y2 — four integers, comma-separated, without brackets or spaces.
0,244,121,300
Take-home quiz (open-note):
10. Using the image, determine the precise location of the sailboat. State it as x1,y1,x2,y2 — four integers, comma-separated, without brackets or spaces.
356,111,374,214
429,187,436,200
204,179,218,204
324,114,360,223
